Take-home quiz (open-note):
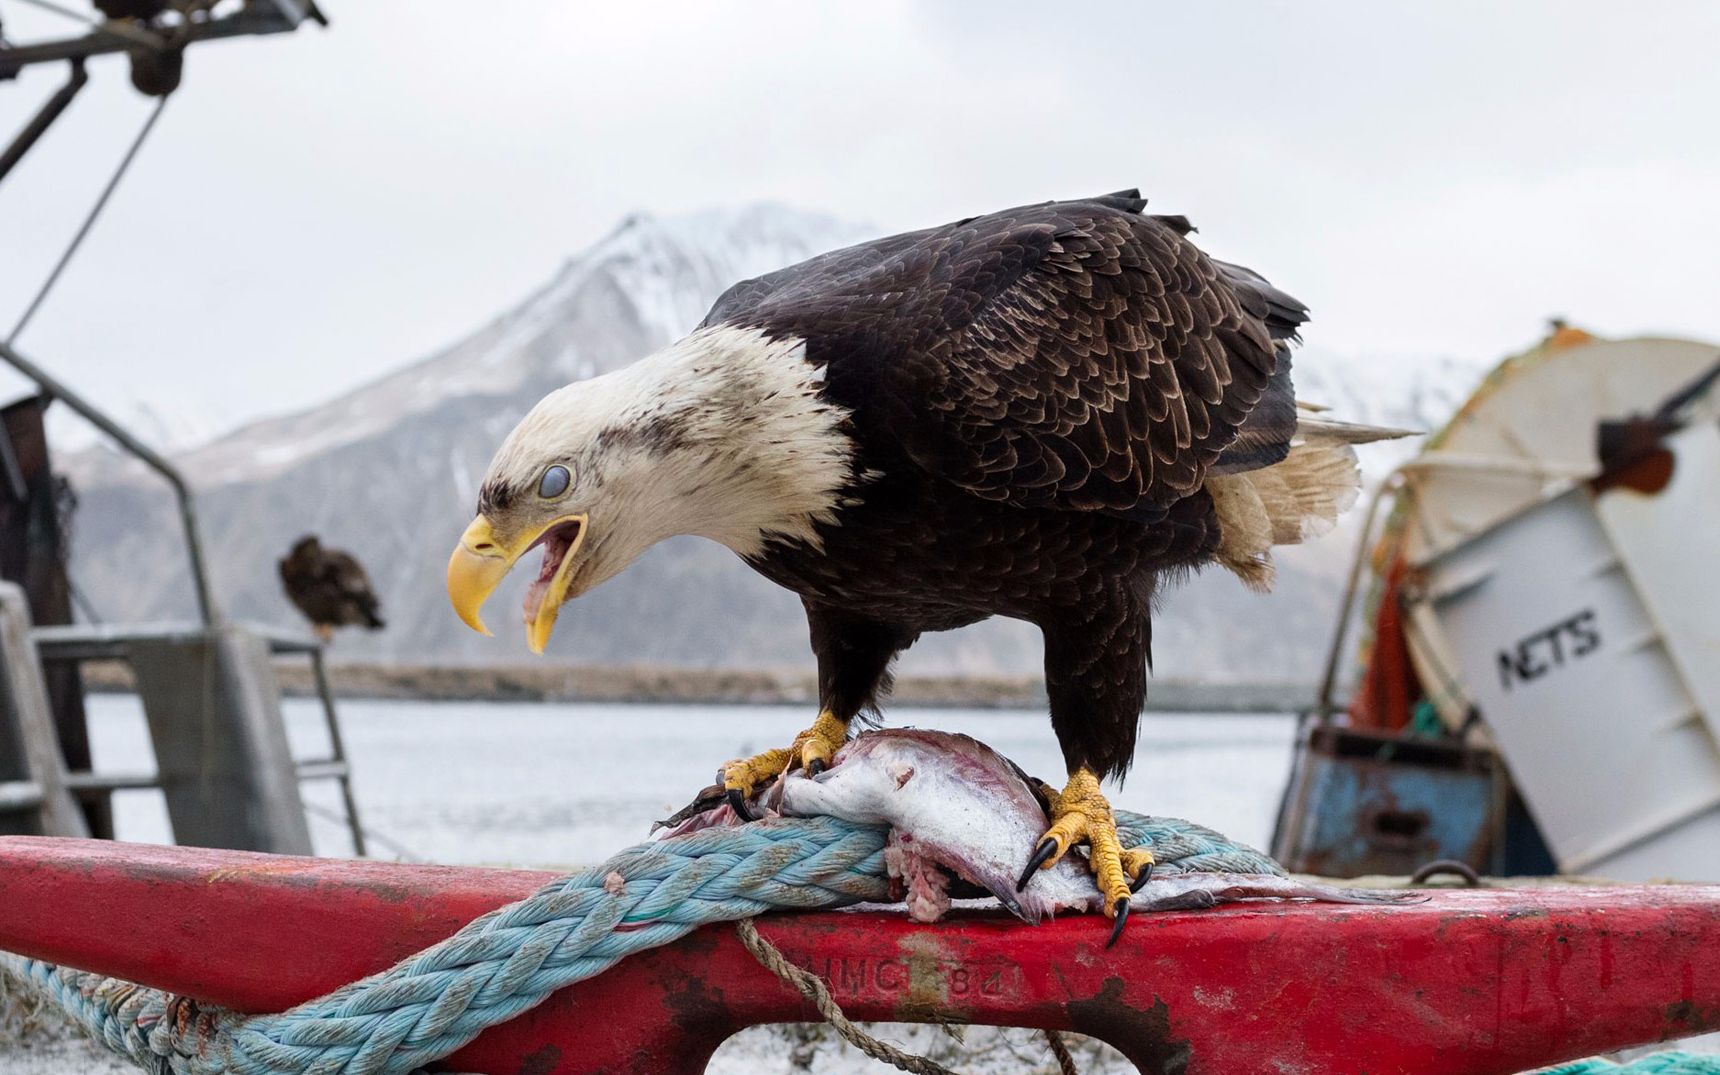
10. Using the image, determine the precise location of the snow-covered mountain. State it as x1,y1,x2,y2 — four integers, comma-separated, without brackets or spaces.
62,205,1484,678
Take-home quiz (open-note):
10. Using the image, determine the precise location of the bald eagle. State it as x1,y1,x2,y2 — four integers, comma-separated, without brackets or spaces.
279,535,385,642
448,191,1394,941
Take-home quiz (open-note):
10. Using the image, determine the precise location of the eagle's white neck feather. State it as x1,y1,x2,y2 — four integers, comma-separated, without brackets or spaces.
490,325,854,590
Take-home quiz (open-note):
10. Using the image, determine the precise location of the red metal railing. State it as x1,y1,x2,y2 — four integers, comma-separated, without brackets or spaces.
2,837,1717,1074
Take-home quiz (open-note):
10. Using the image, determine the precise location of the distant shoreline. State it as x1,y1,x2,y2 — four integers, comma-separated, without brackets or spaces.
77,659,1315,713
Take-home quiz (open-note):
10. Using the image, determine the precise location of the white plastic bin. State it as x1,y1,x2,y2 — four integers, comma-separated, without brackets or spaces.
1411,423,1720,879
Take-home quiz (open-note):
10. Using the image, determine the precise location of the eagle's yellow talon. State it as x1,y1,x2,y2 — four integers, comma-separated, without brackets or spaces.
1122,847,1156,888
1018,767,1152,938
789,710,847,774
721,747,792,797
721,710,849,802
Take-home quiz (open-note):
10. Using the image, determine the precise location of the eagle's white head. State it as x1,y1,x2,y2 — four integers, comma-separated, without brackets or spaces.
446,324,854,653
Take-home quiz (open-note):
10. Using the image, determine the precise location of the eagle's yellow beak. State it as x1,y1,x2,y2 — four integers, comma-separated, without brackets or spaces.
446,513,588,654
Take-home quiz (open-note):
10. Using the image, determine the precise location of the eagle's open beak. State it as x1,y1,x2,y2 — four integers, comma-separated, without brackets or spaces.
446,512,589,655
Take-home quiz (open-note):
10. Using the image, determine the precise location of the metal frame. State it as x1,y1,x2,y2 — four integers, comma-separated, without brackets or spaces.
0,350,366,854
30,620,367,856
0,340,219,625
0,57,87,184
1394,453,1593,479
1313,471,1402,722
0,2,316,80
1,0,324,622
0,0,354,854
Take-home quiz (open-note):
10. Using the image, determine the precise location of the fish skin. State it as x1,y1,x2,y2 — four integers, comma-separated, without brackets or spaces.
780,729,1420,923
780,729,1103,922
1123,873,1424,914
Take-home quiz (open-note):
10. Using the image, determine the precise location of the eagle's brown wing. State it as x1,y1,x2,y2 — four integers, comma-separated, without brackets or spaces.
707,191,1304,519
323,550,385,628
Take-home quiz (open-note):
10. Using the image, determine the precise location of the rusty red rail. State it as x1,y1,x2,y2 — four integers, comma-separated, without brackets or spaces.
2,836,1717,1075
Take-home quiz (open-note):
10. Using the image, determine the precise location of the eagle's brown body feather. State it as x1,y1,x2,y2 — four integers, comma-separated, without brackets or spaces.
279,535,385,636
707,191,1306,780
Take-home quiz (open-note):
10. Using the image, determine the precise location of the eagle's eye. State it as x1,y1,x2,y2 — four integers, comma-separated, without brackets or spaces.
537,464,571,499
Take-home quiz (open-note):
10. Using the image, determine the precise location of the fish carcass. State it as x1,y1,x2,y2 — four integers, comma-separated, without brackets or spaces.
661,728,1413,925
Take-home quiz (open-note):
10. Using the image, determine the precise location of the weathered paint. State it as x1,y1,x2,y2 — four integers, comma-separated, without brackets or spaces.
1274,724,1502,877
3,836,1719,1075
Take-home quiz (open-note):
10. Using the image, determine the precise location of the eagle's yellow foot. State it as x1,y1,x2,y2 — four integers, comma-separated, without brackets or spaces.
722,710,849,821
1017,767,1155,948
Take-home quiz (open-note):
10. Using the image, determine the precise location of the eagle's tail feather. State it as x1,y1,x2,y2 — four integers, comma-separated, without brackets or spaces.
1207,414,1412,592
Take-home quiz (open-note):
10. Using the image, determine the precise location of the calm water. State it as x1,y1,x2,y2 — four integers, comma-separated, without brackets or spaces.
85,695,1297,866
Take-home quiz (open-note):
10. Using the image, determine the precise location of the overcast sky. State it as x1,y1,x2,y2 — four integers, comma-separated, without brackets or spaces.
2,1,1718,445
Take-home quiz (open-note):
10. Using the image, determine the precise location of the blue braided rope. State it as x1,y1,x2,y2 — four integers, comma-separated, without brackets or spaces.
3,811,1268,1075
1116,813,1282,876
1538,1055,1720,1074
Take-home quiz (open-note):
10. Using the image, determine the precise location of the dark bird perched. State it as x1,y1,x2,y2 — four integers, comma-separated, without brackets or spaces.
447,191,1398,941
279,535,385,643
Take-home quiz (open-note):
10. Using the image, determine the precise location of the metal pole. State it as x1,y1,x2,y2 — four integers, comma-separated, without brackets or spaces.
309,647,367,857
1313,471,1401,723
0,341,219,626
7,0,167,52
0,59,88,186
0,6,302,78
7,94,168,345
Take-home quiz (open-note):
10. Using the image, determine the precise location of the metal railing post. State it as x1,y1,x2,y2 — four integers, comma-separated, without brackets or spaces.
309,647,367,856
0,341,220,626
1313,471,1402,723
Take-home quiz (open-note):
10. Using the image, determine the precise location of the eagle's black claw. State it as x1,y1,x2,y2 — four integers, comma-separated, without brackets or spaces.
1106,898,1130,948
1017,837,1058,892
1130,859,1155,893
726,787,757,822
806,757,827,778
